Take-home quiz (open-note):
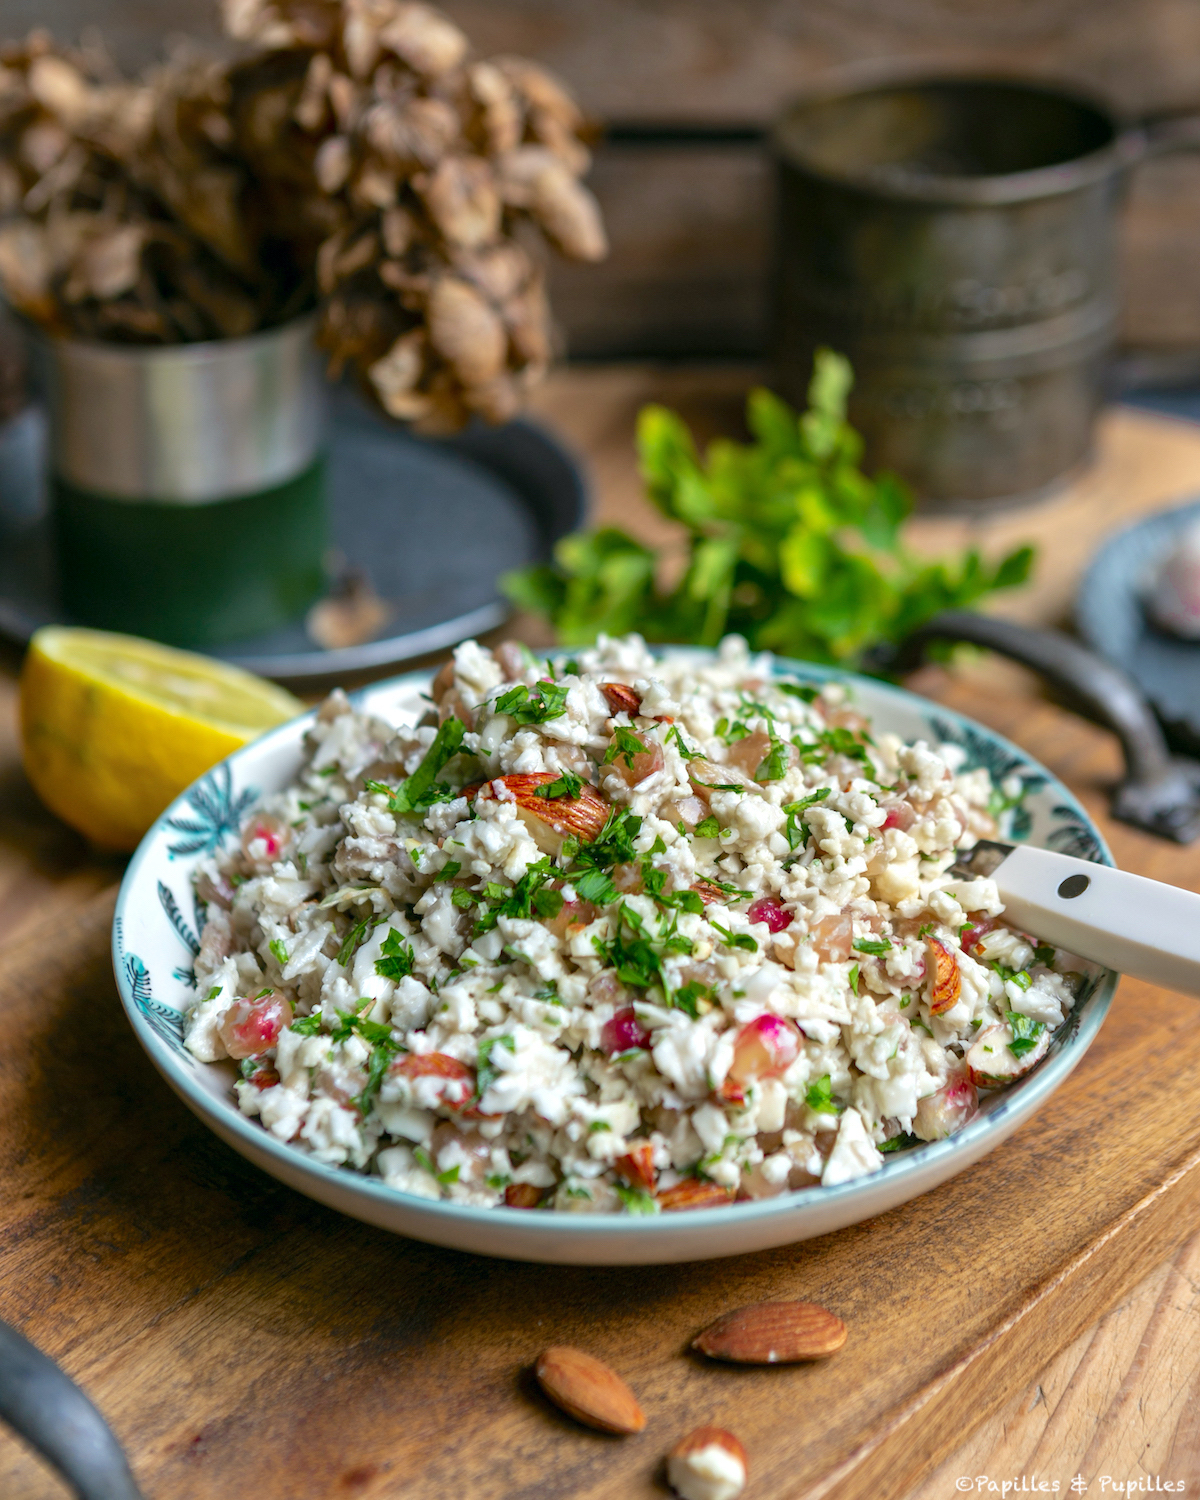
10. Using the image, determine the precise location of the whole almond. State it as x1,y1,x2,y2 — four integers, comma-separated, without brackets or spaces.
480,772,609,854
693,1301,847,1363
600,681,642,716
667,1427,748,1500
534,1345,646,1434
926,936,962,1015
657,1178,736,1212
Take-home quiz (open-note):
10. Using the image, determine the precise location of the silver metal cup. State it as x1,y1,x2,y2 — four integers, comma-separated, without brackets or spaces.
30,313,326,502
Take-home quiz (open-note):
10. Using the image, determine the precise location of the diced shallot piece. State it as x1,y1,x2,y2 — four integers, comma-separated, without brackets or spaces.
812,912,852,962
604,735,664,788
726,1014,802,1088
880,801,916,832
219,989,293,1059
240,813,291,864
959,915,998,958
926,937,962,1014
746,896,793,933
913,1063,978,1140
601,1006,651,1055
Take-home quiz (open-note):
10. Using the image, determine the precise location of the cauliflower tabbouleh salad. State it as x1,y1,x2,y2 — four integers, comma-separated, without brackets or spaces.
184,634,1089,1214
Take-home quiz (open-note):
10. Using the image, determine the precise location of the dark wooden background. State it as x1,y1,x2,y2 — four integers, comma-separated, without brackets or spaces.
15,0,1200,360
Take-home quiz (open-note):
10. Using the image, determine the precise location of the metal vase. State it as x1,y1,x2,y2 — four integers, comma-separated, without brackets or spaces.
31,314,329,647
772,76,1200,513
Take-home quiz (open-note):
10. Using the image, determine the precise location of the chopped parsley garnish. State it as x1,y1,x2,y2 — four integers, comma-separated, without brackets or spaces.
796,725,871,767
691,778,743,792
710,920,758,953
268,938,288,966
918,922,937,937
572,867,618,906
779,682,820,703
437,1165,460,1186
755,736,790,782
485,1172,512,1189
782,786,832,847
364,715,466,815
588,1120,612,1133
853,937,892,955
805,1074,843,1114
1006,1011,1045,1058
290,1011,324,1036
880,1132,921,1154
992,963,1032,991
374,929,416,981
206,985,222,1001
451,888,476,910
666,726,701,760
494,679,570,724
534,982,561,1004
720,719,750,744
436,860,461,881
472,859,565,935
534,770,584,800
476,1033,516,1100
673,980,711,1019
614,1183,659,1215
1033,943,1056,967
694,814,720,838
414,1147,436,1175
847,962,859,996
604,725,648,768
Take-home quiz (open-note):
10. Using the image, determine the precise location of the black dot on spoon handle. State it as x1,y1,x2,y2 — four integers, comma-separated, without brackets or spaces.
1057,873,1090,899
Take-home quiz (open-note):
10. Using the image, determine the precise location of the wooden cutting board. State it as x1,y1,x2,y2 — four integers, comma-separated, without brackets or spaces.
1,670,1199,1500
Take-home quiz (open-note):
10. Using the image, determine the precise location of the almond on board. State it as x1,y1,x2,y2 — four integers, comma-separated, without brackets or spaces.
692,1300,847,1363
534,1345,646,1434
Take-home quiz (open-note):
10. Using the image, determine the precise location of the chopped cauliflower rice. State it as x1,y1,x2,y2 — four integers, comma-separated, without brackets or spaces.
185,634,1087,1214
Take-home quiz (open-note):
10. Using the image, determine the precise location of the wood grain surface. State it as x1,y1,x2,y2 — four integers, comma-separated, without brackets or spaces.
3,372,1200,1495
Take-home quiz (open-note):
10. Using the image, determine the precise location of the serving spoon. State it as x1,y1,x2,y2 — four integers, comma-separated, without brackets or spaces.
951,839,1200,998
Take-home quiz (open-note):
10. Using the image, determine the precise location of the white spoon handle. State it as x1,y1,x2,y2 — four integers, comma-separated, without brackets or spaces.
991,845,1200,999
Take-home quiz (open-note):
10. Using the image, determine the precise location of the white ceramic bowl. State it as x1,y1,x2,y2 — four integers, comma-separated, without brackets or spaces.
112,653,1116,1265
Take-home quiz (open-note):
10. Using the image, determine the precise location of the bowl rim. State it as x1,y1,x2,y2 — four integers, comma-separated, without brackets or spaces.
112,649,1118,1242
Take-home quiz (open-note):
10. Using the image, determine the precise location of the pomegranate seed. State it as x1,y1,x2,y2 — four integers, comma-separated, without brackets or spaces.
220,990,292,1059
601,1007,651,1054
747,897,793,933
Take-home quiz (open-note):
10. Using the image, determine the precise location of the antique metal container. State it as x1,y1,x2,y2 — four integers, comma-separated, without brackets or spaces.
772,77,1200,512
31,315,328,646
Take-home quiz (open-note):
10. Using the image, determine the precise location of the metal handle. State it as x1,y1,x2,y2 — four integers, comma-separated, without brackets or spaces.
895,610,1200,843
0,1318,145,1500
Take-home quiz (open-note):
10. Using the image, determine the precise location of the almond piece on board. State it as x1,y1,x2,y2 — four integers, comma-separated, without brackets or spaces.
667,1427,748,1500
535,1345,646,1433
692,1300,847,1363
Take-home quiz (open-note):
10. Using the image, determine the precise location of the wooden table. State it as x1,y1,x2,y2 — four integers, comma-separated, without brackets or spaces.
2,369,1200,1497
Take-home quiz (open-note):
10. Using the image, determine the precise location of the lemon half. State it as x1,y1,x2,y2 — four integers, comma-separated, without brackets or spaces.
20,627,303,851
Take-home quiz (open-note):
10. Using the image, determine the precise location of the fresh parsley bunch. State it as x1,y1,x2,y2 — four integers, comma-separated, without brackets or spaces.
503,350,1034,665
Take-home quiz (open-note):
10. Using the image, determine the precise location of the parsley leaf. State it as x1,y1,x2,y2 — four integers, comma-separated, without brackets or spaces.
847,961,859,996
604,726,647,768
534,770,584,800
667,726,701,760
289,1011,324,1036
880,1132,921,1154
476,1033,516,1100
694,814,720,838
436,860,461,881
1006,1011,1045,1058
710,920,758,953
805,1074,843,1114
364,715,466,815
853,937,892,955
494,679,570,724
572,867,618,906
782,786,832,847
755,736,790,782
374,929,415,982
779,682,820,703
338,913,382,968
614,1183,659,1215
268,938,288,966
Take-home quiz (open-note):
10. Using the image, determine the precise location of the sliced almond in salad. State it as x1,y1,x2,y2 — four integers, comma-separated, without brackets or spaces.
657,1179,736,1212
600,681,642,716
926,936,962,1014
692,1300,847,1363
534,1345,646,1434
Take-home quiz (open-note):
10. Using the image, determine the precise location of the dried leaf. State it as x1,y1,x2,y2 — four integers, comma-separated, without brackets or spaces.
427,273,505,384
418,154,499,248
378,4,468,77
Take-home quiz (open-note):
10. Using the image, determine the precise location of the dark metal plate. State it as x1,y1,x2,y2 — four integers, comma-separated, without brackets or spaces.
1077,495,1200,757
0,385,586,685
